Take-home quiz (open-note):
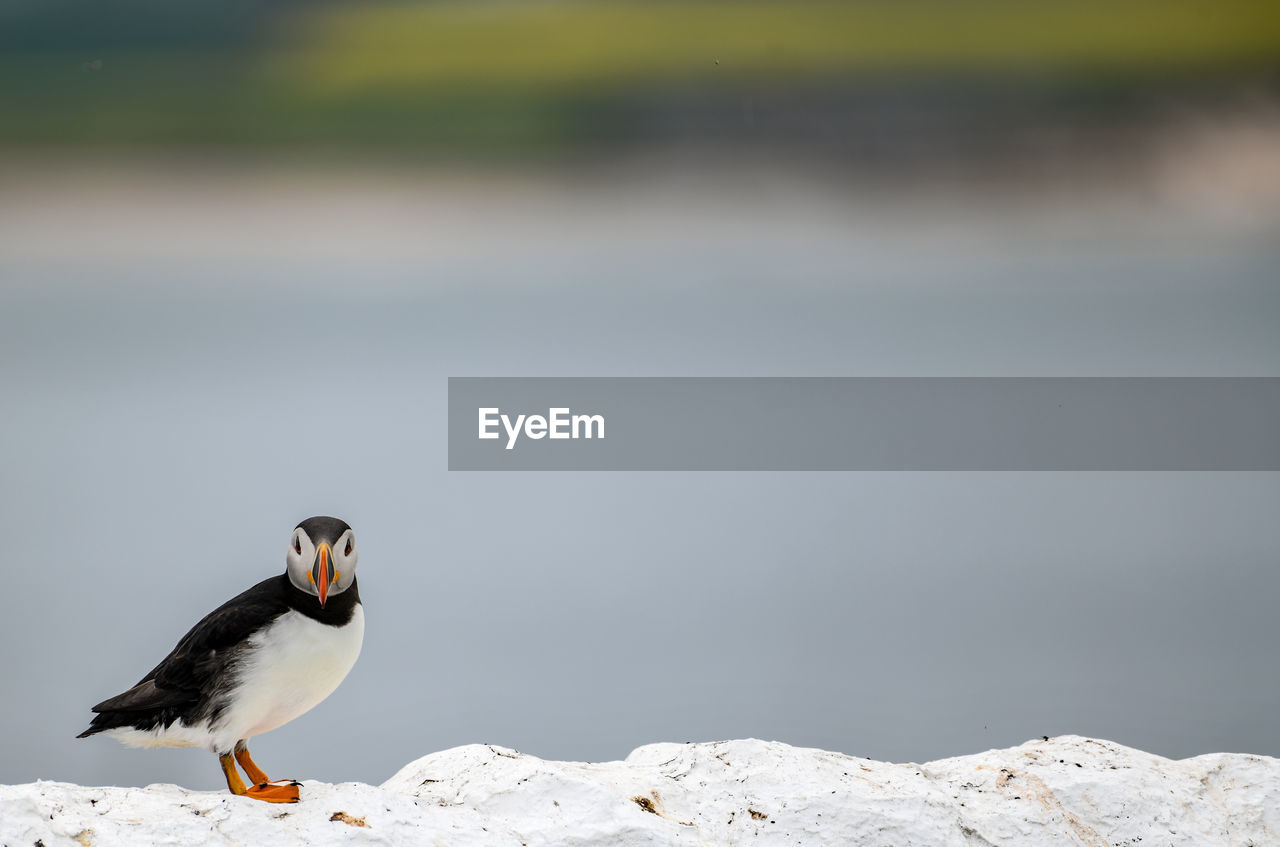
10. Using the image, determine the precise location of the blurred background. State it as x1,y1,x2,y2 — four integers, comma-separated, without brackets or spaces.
1,0,1278,792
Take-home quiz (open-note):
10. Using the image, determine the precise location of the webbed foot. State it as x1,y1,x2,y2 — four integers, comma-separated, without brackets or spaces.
243,780,301,803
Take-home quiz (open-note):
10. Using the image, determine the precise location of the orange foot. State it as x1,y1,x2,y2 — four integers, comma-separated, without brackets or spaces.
244,780,301,804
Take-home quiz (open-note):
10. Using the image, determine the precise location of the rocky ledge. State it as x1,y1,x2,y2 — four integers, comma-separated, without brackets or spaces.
3,736,1277,846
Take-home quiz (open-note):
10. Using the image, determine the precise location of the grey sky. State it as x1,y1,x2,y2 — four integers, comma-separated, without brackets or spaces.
0,161,1277,792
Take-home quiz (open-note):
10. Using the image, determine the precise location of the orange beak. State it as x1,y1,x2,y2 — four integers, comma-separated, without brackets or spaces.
311,542,334,607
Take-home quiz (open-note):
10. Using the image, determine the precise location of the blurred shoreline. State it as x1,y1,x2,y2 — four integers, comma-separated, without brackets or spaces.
4,73,1278,206
3,98,1278,297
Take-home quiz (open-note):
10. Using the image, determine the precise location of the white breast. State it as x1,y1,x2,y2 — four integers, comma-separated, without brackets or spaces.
212,605,365,752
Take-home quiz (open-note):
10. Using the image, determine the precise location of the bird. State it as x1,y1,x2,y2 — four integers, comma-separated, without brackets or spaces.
78,516,364,803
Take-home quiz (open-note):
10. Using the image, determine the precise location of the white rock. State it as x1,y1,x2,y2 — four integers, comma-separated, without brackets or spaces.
3,737,1277,846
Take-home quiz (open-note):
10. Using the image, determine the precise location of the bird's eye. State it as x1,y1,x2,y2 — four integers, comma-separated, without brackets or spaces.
344,539,353,556
294,537,302,554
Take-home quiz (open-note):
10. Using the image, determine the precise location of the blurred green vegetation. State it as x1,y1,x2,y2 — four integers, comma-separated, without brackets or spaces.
282,0,1280,90
2,0,1278,152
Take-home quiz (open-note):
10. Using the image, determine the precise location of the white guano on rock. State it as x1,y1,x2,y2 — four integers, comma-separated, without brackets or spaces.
3,736,1277,846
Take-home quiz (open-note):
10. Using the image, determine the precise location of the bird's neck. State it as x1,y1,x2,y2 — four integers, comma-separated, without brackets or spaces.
281,574,360,627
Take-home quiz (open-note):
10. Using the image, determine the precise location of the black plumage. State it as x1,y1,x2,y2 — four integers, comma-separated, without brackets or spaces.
78,521,360,741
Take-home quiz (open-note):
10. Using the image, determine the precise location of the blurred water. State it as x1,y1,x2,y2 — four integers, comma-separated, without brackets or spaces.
0,160,1277,791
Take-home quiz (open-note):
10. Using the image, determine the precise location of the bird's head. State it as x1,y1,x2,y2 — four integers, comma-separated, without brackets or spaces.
286,516,357,608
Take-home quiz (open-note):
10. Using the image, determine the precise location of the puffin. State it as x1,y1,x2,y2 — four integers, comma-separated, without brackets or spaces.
77,516,364,803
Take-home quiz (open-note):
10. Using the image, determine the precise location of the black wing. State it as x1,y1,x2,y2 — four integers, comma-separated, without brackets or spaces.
77,575,290,737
